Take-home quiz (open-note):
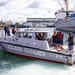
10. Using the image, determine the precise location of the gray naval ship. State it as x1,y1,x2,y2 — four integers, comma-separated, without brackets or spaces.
55,16,75,32
55,0,75,32
0,28,75,66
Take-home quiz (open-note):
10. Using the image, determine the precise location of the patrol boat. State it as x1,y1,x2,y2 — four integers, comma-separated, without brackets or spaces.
0,29,75,65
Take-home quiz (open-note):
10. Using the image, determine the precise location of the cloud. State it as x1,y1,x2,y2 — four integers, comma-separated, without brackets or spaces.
0,0,11,7
27,0,41,8
0,0,74,22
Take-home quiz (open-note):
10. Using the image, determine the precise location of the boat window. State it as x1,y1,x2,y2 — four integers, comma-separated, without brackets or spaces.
36,33,47,40
14,32,22,38
23,33,32,38
18,33,22,37
28,33,32,38
23,33,28,38
36,33,43,40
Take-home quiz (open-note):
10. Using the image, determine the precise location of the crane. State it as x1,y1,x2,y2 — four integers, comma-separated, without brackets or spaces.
57,0,69,17
57,0,64,10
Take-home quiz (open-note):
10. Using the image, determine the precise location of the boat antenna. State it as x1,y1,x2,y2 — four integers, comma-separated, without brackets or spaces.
57,0,64,10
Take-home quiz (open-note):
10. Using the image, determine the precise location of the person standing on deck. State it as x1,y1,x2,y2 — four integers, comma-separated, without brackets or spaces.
52,31,57,46
67,33,74,52
57,31,64,45
4,26,9,36
55,31,64,52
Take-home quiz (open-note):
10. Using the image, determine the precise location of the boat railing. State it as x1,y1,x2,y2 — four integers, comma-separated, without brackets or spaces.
0,30,4,38
46,38,54,47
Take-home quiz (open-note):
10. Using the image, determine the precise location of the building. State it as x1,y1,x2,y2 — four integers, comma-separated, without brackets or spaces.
27,18,55,27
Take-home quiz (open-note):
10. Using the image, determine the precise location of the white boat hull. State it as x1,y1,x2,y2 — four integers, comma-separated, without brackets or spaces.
0,41,75,65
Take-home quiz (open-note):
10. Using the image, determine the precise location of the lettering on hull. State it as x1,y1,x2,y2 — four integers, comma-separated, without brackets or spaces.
8,45,45,57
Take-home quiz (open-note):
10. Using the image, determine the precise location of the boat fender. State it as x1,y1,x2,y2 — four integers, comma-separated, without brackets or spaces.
65,57,69,64
55,44,63,52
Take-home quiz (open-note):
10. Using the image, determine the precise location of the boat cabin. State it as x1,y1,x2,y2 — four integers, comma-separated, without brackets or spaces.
14,30,50,40
0,29,53,50
13,30,53,49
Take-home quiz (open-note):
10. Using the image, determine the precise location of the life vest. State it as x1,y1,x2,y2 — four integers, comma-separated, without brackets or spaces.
52,33,57,40
38,35,42,40
57,33,63,39
12,28,16,34
12,28,16,32
53,33,57,37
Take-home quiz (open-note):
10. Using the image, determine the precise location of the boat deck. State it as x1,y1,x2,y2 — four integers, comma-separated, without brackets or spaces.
49,46,75,56
0,32,75,56
1,36,75,56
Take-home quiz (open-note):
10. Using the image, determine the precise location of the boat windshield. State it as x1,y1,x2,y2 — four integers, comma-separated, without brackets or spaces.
35,32,47,40
14,32,32,38
13,31,49,40
14,32,22,37
23,33,32,38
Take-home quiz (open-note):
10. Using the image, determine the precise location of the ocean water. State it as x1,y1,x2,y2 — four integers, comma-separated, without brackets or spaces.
0,28,75,75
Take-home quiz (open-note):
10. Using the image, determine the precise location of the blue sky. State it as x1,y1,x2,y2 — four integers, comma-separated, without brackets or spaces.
0,0,75,22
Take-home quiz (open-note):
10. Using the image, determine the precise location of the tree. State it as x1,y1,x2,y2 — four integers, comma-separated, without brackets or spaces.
15,22,20,25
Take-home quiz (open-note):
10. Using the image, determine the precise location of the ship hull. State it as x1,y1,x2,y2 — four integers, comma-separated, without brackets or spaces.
55,18,75,32
0,41,75,66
